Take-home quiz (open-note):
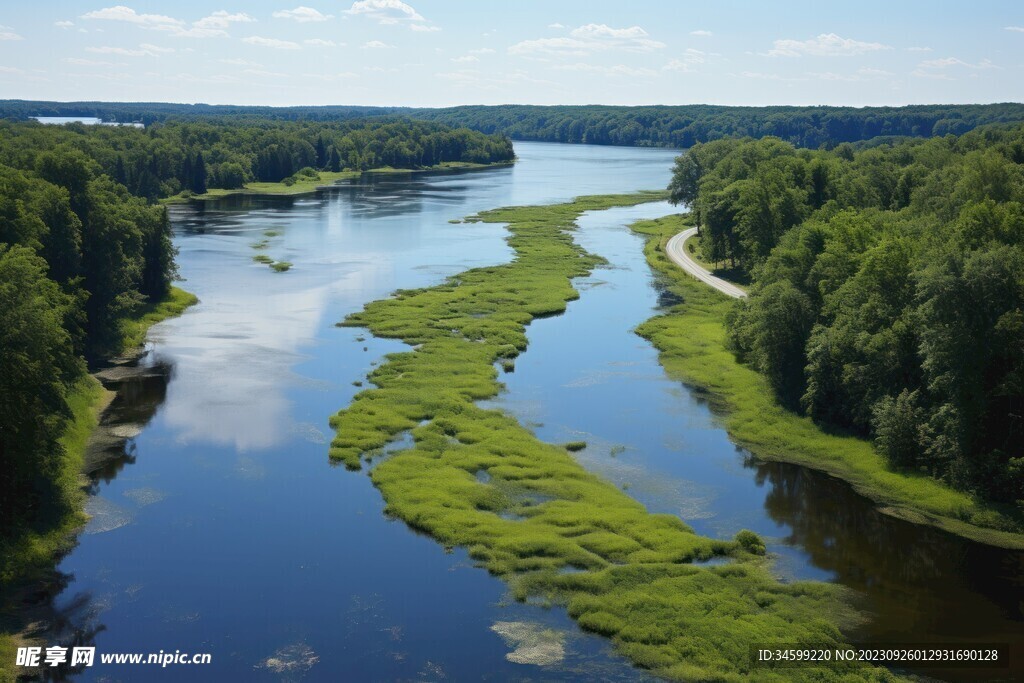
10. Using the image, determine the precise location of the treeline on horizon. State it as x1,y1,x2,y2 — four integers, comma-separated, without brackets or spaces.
0,116,511,575
4,99,1024,149
0,118,514,202
670,125,1024,512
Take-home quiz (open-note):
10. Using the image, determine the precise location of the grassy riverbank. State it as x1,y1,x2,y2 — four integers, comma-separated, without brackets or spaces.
162,161,513,203
119,286,199,351
635,214,1024,549
0,287,197,681
330,194,895,681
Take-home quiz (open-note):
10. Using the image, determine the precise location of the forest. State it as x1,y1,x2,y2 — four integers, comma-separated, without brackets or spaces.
5,100,1024,149
671,126,1024,509
0,118,514,202
0,116,512,582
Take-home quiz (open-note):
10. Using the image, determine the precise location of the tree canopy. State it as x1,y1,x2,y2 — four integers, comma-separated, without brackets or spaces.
672,125,1024,509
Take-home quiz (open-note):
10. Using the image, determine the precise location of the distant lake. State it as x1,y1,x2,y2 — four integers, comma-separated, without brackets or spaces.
33,116,144,128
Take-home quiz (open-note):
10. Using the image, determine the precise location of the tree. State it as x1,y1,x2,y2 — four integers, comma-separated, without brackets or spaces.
191,151,207,194
0,244,82,519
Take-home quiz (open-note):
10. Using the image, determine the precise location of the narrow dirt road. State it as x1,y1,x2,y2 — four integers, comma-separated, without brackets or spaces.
665,227,747,299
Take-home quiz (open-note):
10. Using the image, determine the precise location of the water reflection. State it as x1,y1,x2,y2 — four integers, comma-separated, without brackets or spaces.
752,459,1024,678
46,142,681,681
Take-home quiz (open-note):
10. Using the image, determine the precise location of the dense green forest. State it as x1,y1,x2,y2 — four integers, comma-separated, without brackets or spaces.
412,104,1024,148
0,118,514,202
0,116,512,582
0,150,176,565
5,100,1024,149
671,126,1024,509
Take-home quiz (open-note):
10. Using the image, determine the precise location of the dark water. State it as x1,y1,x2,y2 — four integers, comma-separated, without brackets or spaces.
41,142,1023,681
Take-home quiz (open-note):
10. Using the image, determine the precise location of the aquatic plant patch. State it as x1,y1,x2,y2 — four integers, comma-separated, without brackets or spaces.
330,194,896,681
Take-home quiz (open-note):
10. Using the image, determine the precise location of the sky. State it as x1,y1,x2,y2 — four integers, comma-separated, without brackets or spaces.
0,1,1022,107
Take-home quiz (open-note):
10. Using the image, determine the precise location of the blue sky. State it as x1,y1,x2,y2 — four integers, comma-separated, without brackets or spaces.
1,1,1022,107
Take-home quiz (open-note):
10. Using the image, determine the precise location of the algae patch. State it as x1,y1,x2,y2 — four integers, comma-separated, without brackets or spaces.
491,621,566,666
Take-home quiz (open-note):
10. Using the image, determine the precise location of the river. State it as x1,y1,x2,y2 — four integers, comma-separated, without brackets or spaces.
47,142,1022,681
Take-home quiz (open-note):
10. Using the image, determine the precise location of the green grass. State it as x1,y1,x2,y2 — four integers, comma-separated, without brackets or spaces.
634,214,1024,549
253,254,274,264
270,261,292,272
562,441,587,452
330,193,896,681
0,375,106,682
119,286,199,353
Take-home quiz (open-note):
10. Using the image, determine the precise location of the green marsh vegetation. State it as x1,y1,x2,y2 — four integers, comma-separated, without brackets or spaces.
270,261,293,272
253,254,274,264
329,193,895,680
633,213,1024,549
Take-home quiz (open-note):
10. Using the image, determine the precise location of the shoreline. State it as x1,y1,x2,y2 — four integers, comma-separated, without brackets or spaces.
0,286,197,681
632,213,1024,550
160,160,515,204
328,192,889,681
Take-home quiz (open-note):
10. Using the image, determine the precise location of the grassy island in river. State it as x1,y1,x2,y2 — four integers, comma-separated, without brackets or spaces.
329,193,896,681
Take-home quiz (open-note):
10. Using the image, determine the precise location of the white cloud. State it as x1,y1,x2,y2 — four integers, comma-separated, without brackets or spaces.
555,63,657,77
55,20,75,29
362,40,392,48
304,38,338,46
86,45,151,56
451,55,478,63
243,68,288,78
917,57,996,70
274,7,333,22
63,57,118,65
304,71,358,81
690,29,712,36
905,46,932,52
80,6,253,38
194,11,255,29
663,48,707,72
0,66,25,74
767,33,891,57
168,27,227,38
0,25,23,40
806,67,895,82
739,70,805,82
243,36,300,49
1004,26,1024,33
219,57,263,66
139,42,174,53
509,23,664,57
80,6,184,28
410,23,440,32
548,23,564,29
345,0,424,24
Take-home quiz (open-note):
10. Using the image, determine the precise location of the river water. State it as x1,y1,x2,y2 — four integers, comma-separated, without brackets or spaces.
47,142,1022,681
